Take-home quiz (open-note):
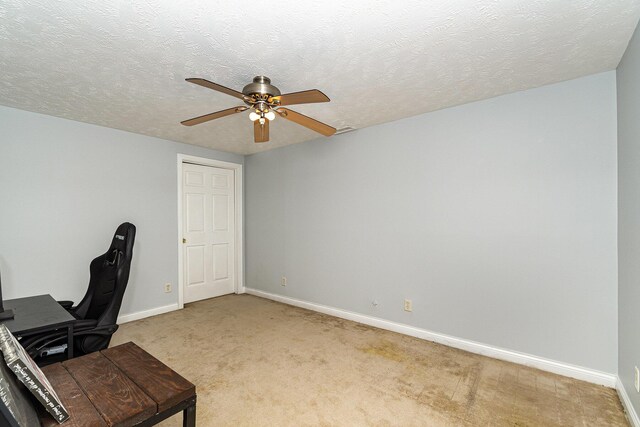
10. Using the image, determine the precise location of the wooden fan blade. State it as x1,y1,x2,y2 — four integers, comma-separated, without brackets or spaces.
185,78,245,100
254,120,270,143
181,106,247,126
272,89,330,106
276,108,336,136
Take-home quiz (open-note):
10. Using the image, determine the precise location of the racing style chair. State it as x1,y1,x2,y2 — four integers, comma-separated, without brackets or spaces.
21,222,136,363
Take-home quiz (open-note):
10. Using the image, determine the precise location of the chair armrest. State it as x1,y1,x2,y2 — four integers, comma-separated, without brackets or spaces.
73,319,98,331
57,300,74,310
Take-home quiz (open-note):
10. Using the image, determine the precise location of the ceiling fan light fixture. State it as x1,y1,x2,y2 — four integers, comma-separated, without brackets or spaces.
265,111,276,121
249,112,260,121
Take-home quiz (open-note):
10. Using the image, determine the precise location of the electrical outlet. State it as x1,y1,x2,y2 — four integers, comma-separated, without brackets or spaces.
404,299,413,312
164,283,172,293
281,276,287,286
635,366,639,393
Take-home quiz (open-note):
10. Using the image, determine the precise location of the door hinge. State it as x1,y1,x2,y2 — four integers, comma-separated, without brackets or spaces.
182,238,187,244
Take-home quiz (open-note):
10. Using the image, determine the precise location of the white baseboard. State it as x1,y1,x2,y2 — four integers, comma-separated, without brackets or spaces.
617,377,640,427
245,288,616,387
118,303,180,324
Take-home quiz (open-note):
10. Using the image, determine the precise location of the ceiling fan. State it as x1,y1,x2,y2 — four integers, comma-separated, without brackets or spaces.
181,76,336,143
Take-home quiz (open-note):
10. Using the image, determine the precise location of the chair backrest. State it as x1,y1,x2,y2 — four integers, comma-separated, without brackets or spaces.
73,222,136,327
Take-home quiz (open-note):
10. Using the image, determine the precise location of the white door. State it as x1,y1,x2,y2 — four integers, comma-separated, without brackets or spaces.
182,163,235,303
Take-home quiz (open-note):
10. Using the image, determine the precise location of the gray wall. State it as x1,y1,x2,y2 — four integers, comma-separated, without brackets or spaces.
246,72,618,373
618,22,640,412
0,105,242,317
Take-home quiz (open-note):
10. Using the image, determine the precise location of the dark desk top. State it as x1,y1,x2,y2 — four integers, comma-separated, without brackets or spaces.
1,294,75,335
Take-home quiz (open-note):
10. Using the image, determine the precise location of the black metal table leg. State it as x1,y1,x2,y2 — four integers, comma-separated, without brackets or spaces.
183,403,196,427
67,323,74,359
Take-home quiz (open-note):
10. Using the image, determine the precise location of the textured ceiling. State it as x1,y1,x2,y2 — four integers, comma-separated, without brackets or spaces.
1,1,639,155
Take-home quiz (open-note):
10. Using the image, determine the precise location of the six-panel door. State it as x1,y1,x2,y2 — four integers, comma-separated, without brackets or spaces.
183,163,235,303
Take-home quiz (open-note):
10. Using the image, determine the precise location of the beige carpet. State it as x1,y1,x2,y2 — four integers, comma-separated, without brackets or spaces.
111,294,628,426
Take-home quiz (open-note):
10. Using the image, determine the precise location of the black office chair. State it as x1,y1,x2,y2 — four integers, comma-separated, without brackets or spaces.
21,222,136,362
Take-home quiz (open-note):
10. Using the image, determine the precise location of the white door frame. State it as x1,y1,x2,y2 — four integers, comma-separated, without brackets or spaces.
177,154,244,309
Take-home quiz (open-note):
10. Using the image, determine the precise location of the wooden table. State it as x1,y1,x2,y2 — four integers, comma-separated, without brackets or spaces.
39,342,196,427
1,294,75,359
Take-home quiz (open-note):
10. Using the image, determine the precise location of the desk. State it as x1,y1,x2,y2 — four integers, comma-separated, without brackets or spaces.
0,294,75,360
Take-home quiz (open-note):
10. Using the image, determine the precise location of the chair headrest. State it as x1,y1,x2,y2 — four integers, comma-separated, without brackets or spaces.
105,223,136,266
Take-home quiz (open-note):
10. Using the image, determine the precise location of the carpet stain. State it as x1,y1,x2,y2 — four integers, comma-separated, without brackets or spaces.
352,323,372,332
360,341,406,362
205,377,229,391
458,362,483,411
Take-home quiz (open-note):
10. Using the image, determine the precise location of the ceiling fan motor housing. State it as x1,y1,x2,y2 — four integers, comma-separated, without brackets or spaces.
242,76,281,99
